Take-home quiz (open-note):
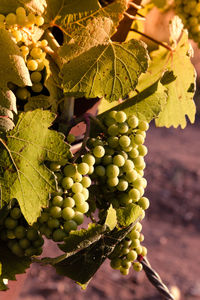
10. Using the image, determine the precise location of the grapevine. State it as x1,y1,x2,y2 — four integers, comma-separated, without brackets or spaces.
0,0,197,298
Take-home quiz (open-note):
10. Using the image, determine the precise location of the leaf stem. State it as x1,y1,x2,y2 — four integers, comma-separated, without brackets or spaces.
130,29,173,51
44,30,63,69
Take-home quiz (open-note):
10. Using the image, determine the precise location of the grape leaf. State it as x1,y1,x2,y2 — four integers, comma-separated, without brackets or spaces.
0,0,46,15
116,203,143,227
105,205,117,230
0,241,31,291
45,0,127,36
61,39,149,101
0,110,70,224
58,224,106,253
54,223,136,285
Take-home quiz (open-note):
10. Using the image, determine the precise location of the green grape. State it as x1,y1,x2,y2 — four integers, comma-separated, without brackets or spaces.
33,236,44,248
115,111,127,123
113,154,125,167
30,71,42,83
117,179,128,191
40,39,48,47
47,218,60,229
106,164,120,178
125,170,138,183
138,197,150,210
77,162,89,175
129,148,139,159
119,135,131,148
38,212,49,223
27,59,38,71
26,228,39,241
63,220,77,232
95,165,106,176
6,13,17,25
107,177,119,187
16,14,26,26
72,182,83,193
128,188,140,201
30,47,43,59
82,188,89,200
134,222,142,232
133,262,143,272
120,267,129,275
133,178,144,189
10,207,21,219
14,226,26,239
49,206,62,218
63,197,75,208
20,45,29,56
72,172,83,182
16,7,26,16
104,116,116,127
16,87,29,100
107,136,119,148
127,115,139,128
67,133,75,144
64,165,76,177
76,201,89,213
123,159,134,173
93,145,105,158
110,258,121,269
27,13,35,24
35,16,44,26
141,246,147,257
128,229,140,240
61,177,73,189
131,239,140,248
134,134,145,145
81,176,91,188
102,155,113,165
36,58,45,71
49,162,61,172
11,242,24,257
121,259,132,269
25,247,36,257
139,233,144,242
88,166,94,175
127,250,137,262
39,225,52,238
6,230,15,239
73,211,84,225
137,145,148,156
32,82,43,93
62,207,75,220
73,193,85,205
19,238,31,249
119,193,131,205
107,124,119,136
108,110,117,119
118,122,129,134
4,217,18,230
138,120,149,131
134,156,145,168
0,14,5,22
52,229,66,242
82,153,95,166
52,195,63,207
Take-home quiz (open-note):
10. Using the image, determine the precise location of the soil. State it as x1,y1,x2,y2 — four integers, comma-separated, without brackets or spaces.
1,119,200,300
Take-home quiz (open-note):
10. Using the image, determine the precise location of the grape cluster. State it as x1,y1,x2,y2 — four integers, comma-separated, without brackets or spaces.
0,7,47,102
175,0,200,45
37,156,92,242
87,110,149,274
0,199,44,257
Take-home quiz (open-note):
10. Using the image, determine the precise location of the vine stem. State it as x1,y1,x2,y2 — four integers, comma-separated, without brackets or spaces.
43,30,63,69
129,29,173,51
140,257,175,300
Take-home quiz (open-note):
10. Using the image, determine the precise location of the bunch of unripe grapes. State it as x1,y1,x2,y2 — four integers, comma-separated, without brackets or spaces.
0,199,44,257
175,0,200,45
0,7,47,101
86,110,149,274
37,153,92,242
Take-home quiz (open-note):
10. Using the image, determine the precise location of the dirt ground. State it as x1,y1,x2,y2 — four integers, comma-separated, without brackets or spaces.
1,118,200,300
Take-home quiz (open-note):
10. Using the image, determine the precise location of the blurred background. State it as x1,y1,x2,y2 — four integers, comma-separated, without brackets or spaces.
1,3,200,300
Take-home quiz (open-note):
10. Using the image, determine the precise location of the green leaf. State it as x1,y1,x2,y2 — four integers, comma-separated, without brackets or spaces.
116,203,143,227
54,223,136,285
0,110,70,224
0,241,31,291
105,205,117,230
59,223,106,253
96,81,167,126
61,39,149,101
